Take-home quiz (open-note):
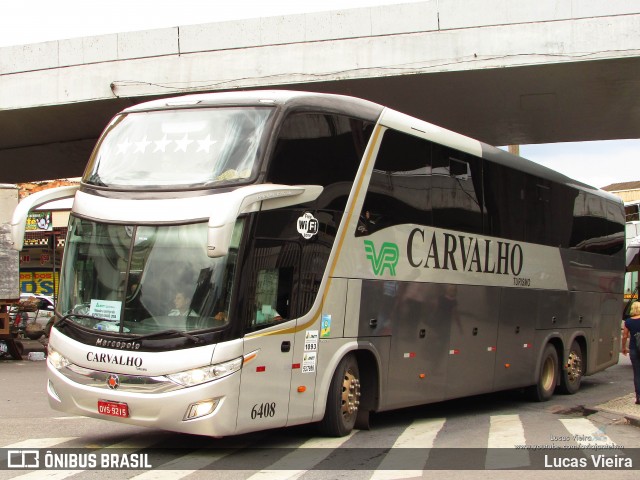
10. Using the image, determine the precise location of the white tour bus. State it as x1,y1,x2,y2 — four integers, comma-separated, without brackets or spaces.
12,91,625,437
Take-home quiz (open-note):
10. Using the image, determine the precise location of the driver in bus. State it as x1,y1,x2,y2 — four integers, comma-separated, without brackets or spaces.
168,290,197,317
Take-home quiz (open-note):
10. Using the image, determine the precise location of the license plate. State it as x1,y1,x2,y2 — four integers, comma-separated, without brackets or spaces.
98,400,129,418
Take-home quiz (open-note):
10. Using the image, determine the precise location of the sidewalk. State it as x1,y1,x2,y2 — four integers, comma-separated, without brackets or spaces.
591,393,640,427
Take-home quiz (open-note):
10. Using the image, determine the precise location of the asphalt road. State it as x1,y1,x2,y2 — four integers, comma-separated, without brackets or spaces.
0,353,639,479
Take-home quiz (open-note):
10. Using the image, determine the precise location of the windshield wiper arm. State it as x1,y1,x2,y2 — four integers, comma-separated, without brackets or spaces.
56,313,109,329
134,329,203,344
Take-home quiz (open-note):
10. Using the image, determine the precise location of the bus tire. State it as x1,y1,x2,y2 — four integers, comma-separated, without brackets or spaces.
558,340,583,395
528,344,558,402
318,354,361,437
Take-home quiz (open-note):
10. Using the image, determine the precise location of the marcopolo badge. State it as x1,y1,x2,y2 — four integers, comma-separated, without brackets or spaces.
297,212,319,239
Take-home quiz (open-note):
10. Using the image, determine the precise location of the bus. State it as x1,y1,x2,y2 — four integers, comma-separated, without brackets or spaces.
12,91,626,437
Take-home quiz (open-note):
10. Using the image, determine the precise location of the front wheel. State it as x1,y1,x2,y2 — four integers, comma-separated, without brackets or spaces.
527,344,558,402
318,354,361,437
558,340,583,395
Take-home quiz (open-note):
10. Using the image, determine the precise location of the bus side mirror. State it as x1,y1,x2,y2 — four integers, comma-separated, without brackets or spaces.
11,185,79,251
207,184,322,258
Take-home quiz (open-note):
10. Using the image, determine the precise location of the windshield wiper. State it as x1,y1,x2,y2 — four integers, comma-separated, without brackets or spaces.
134,329,203,344
56,313,110,329
56,314,202,344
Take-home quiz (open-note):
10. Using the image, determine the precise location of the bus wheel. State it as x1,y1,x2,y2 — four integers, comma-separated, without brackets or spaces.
528,344,558,402
319,354,361,437
559,341,583,395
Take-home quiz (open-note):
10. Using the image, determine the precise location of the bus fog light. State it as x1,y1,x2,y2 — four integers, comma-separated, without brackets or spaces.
47,380,61,402
184,399,219,420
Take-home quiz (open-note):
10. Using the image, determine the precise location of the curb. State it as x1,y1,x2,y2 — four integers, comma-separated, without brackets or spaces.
586,397,640,429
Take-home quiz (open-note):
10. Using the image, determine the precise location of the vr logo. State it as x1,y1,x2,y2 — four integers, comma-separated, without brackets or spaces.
7,450,39,468
364,240,399,276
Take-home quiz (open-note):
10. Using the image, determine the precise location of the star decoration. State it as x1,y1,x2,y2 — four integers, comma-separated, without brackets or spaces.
116,139,132,154
196,134,218,153
174,133,193,152
153,135,172,152
134,136,152,153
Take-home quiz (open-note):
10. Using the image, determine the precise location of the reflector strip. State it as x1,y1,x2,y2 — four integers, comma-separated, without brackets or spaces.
244,350,259,363
292,363,301,369
256,366,266,372
403,352,416,358
523,343,532,348
487,346,496,352
449,349,459,355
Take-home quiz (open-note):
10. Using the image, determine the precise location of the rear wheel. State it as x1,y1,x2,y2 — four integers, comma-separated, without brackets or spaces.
318,354,361,436
528,344,558,402
559,340,583,394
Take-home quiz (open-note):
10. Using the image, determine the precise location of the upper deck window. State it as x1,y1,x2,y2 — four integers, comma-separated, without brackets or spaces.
83,107,274,189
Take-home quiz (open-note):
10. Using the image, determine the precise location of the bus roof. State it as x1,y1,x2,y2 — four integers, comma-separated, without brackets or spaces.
123,90,620,205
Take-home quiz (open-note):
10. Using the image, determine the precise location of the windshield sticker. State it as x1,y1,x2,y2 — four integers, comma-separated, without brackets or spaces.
89,299,122,321
297,212,319,239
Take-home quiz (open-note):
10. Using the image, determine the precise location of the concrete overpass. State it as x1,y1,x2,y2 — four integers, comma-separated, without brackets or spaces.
1,0,639,183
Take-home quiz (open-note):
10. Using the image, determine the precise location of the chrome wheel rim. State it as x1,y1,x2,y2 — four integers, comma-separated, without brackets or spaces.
566,350,582,384
341,369,361,421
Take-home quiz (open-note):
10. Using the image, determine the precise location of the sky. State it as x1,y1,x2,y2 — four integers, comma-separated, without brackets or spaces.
2,0,638,190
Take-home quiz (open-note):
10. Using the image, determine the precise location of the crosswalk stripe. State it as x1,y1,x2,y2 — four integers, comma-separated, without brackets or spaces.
3,414,633,476
130,449,233,479
371,417,446,480
488,414,526,448
3,437,77,449
486,414,529,469
244,431,356,480
7,471,80,480
559,418,622,452
4,437,79,480
4,435,160,480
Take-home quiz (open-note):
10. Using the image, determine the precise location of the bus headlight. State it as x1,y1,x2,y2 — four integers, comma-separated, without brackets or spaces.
47,345,71,370
167,357,243,387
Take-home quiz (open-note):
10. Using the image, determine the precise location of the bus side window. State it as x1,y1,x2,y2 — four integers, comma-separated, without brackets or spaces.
254,268,292,326
357,129,431,236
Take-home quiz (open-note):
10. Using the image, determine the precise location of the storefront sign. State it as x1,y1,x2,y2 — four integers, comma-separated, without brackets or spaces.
26,212,53,232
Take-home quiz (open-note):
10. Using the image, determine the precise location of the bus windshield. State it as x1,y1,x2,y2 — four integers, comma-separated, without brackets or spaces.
83,107,273,189
58,216,244,336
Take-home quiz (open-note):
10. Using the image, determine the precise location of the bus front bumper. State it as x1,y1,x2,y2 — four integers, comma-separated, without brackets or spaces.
47,362,241,437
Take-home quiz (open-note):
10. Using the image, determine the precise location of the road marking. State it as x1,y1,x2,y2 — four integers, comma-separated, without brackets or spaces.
486,414,529,468
4,435,160,480
4,438,81,480
130,449,233,479
488,414,526,447
560,418,623,454
3,437,77,448
371,417,446,480
244,432,356,480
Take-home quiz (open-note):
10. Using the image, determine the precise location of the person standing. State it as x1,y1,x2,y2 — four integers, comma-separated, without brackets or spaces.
622,301,640,405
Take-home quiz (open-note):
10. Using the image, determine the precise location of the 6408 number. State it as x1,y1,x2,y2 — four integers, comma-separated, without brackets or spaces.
251,402,276,419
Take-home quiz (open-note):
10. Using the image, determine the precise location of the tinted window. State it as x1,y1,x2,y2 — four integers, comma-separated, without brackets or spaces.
431,143,484,234
483,162,526,241
357,129,431,236
268,113,373,212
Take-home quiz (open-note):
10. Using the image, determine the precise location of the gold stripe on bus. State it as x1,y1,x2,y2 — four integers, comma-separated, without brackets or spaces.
246,124,385,339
